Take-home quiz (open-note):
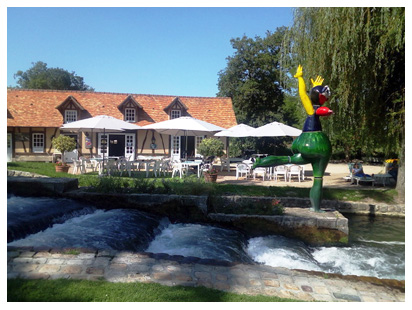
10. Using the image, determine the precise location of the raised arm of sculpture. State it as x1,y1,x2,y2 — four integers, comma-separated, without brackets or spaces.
294,64,314,115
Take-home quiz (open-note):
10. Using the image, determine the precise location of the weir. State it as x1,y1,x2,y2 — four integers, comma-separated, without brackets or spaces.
7,175,348,245
7,195,405,282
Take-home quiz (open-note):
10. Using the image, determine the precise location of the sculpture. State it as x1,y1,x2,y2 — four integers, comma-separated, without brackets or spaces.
252,65,333,212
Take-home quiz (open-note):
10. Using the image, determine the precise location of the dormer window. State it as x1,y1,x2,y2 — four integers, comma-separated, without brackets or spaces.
56,96,85,124
65,110,77,123
118,95,142,123
164,97,188,119
171,110,181,119
125,108,136,122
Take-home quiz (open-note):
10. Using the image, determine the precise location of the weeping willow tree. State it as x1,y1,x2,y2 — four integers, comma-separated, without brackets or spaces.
282,7,405,197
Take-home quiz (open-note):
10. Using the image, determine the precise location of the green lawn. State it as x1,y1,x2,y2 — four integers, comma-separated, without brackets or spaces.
7,162,398,204
7,278,299,302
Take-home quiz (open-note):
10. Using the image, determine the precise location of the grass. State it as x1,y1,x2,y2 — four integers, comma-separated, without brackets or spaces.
7,162,398,203
7,278,299,302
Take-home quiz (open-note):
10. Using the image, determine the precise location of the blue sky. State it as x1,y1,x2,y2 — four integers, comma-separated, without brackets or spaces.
7,6,293,97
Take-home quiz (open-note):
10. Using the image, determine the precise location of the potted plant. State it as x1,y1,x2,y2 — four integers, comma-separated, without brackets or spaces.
198,138,224,182
203,166,219,183
52,135,77,173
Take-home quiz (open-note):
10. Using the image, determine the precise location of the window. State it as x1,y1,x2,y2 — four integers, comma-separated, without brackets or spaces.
125,108,136,122
65,110,77,123
32,133,44,153
125,134,134,158
171,110,181,119
172,136,180,155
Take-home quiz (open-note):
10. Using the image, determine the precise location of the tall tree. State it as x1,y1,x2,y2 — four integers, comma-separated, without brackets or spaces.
217,27,302,128
14,61,94,91
217,28,304,155
283,7,405,198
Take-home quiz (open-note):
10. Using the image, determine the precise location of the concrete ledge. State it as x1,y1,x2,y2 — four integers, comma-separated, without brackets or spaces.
233,196,405,217
7,176,78,197
208,209,348,246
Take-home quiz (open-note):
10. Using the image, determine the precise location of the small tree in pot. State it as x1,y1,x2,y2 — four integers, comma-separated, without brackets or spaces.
52,135,77,172
197,138,224,182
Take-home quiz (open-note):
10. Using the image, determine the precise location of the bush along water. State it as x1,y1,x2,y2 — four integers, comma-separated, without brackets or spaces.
84,175,216,196
210,197,284,216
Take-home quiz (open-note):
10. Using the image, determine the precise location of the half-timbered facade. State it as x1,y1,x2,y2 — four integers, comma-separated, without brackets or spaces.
7,89,237,162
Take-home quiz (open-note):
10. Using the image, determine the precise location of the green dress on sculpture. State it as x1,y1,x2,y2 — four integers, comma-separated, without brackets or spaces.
252,65,333,212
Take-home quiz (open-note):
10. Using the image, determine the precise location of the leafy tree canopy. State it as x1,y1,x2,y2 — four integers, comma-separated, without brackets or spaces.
13,61,94,91
217,27,303,129
283,7,405,159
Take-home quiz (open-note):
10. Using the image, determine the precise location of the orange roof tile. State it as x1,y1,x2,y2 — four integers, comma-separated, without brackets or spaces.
7,89,238,129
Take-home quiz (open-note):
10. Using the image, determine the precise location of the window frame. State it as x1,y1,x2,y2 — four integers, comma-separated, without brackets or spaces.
32,133,45,153
170,110,181,119
124,108,136,122
64,110,77,123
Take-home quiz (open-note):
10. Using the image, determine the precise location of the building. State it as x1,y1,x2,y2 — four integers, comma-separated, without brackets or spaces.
7,88,237,162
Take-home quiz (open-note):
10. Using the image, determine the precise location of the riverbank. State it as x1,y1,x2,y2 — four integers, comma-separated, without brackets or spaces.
7,166,405,302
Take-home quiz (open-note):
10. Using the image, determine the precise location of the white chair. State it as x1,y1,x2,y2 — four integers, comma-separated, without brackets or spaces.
236,163,251,180
273,165,287,182
253,167,267,181
159,158,171,176
90,159,101,173
150,160,162,177
220,157,230,172
172,161,187,178
287,165,302,182
300,165,305,181
72,159,83,174
81,158,95,173
105,159,118,176
117,158,128,176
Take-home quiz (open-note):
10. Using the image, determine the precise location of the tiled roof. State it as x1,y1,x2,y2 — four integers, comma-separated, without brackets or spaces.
7,89,238,129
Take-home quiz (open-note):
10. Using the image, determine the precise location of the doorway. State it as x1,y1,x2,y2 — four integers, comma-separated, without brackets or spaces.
109,135,125,157
180,136,195,158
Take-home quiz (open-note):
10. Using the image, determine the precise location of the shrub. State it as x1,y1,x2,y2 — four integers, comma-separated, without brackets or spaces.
197,138,224,158
52,135,77,165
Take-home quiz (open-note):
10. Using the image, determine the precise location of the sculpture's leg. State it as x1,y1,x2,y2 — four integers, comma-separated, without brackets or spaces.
310,177,323,212
252,153,307,169
307,137,331,212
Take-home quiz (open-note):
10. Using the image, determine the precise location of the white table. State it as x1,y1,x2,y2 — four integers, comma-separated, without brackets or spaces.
182,161,202,178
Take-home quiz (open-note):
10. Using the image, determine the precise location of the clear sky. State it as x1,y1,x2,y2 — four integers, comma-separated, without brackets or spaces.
7,6,293,97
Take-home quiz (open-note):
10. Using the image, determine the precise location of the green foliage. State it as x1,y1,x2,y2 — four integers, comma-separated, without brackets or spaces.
7,162,398,204
197,138,224,158
13,61,94,90
8,278,298,302
283,8,405,160
217,28,303,156
218,28,296,127
211,197,284,215
52,135,77,165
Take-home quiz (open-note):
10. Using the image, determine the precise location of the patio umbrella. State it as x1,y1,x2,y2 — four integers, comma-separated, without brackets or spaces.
142,116,226,159
249,121,302,137
214,123,255,137
61,115,141,173
61,115,141,132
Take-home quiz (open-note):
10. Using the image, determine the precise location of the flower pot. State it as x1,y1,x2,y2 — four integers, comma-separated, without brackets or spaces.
204,173,218,183
55,165,70,173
